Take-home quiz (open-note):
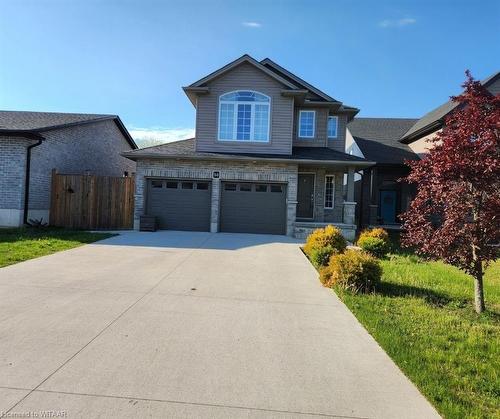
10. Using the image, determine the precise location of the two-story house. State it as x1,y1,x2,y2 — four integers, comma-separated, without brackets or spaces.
123,55,374,240
342,70,499,230
400,70,500,156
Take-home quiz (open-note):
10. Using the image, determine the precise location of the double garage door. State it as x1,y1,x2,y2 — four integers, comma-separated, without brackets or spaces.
146,179,286,235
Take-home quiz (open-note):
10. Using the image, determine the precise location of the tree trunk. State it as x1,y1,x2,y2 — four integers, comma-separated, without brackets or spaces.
474,267,485,314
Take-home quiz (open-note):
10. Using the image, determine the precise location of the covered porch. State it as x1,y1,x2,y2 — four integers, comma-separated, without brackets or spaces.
357,165,416,230
292,161,372,241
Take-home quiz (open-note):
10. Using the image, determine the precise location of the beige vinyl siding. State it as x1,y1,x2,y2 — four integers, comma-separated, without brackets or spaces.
408,129,440,156
195,62,294,155
327,114,347,153
293,108,327,147
293,109,347,152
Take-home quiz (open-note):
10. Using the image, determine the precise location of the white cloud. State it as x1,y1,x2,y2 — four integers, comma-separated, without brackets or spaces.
242,21,262,28
379,18,416,28
129,127,195,148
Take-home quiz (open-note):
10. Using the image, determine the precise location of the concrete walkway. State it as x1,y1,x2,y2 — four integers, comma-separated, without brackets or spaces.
0,231,440,418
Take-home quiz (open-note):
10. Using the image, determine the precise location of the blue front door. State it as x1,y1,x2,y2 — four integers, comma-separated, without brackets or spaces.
380,190,397,224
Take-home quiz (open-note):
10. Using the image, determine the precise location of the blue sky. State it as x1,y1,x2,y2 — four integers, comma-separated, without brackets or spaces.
1,0,499,142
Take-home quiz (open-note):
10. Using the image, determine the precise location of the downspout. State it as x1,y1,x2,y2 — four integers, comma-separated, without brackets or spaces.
23,136,44,225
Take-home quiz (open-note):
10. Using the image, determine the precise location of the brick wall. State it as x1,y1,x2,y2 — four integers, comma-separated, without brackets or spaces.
134,158,298,235
29,119,136,211
0,137,31,210
0,119,136,226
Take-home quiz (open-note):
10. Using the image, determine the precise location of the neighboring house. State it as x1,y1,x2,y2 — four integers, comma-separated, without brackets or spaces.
0,111,137,227
400,70,500,155
346,118,419,228
123,55,374,240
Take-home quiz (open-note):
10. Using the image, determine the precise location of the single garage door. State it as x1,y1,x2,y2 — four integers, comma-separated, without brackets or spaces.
220,182,287,235
147,179,211,231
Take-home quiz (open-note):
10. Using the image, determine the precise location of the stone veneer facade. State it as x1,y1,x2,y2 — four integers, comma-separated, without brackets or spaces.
135,158,298,235
134,158,356,239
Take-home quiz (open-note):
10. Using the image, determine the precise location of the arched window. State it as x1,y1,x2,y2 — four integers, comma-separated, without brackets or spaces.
218,91,270,142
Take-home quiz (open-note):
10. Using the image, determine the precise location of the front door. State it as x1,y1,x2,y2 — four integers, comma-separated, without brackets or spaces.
297,174,315,219
379,190,397,224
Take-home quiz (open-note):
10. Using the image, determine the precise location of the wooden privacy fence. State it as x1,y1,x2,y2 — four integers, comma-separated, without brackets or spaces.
50,170,135,229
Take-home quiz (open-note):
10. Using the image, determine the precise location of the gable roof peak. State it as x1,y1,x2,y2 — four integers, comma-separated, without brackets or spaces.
186,54,299,89
400,69,500,143
260,57,340,104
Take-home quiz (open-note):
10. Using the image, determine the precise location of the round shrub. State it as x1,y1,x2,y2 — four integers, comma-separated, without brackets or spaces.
357,236,389,258
364,227,389,242
357,228,390,258
321,250,381,293
303,225,347,257
310,245,337,269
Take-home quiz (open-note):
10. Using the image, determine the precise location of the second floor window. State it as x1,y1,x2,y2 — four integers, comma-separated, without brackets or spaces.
299,110,315,138
218,91,270,142
327,116,338,138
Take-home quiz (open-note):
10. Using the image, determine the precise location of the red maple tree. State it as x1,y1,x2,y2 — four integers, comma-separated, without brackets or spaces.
401,72,500,313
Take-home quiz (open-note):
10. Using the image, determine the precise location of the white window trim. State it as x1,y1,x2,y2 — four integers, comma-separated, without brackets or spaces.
217,90,271,142
327,116,338,139
298,110,315,138
324,175,335,209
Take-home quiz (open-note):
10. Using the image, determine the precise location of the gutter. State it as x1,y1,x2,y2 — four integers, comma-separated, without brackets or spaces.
399,120,443,144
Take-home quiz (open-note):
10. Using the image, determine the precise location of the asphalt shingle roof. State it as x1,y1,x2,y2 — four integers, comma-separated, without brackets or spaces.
123,138,370,164
0,110,137,149
347,118,419,165
0,110,115,131
401,70,500,142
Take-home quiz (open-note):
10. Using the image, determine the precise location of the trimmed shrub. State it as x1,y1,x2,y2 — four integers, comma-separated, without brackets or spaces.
321,250,381,293
357,236,388,258
357,228,390,258
363,227,389,242
310,245,337,269
303,225,347,257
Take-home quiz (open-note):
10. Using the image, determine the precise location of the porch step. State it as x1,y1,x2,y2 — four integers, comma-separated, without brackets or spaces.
293,222,357,242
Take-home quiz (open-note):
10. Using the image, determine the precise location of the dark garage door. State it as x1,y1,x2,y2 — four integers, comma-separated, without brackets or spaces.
220,182,287,235
147,179,211,231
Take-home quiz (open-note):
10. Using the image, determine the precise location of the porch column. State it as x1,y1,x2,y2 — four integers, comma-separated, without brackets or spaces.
343,166,356,225
316,168,326,222
210,178,220,233
286,172,298,236
369,167,378,225
346,167,355,202
133,167,146,230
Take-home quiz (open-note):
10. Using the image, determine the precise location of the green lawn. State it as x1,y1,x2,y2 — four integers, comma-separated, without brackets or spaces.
334,254,499,419
0,228,115,268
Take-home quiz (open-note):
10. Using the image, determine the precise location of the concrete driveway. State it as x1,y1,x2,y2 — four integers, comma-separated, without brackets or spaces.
0,231,439,418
